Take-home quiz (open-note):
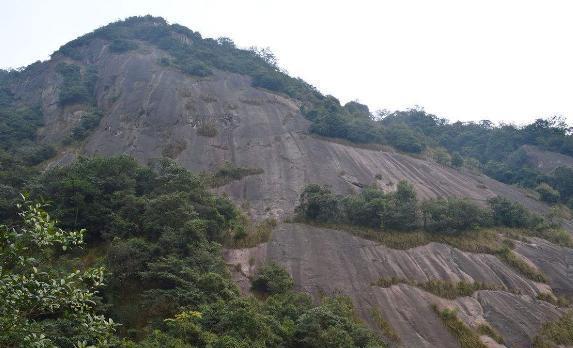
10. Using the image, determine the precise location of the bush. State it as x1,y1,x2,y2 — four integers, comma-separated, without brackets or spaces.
251,263,294,295
381,180,418,230
295,184,340,223
421,198,491,233
536,183,560,203
488,196,542,228
71,110,103,140
56,63,91,105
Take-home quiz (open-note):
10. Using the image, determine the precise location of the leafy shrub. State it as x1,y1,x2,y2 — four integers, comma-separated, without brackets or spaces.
251,263,294,295
71,110,103,140
56,63,91,105
0,200,116,347
421,198,492,233
295,184,340,222
380,181,418,230
181,61,212,77
488,196,543,228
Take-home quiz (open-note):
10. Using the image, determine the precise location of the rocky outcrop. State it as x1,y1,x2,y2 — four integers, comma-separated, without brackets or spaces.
225,223,568,347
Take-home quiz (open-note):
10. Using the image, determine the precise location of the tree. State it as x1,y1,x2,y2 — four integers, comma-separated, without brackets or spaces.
488,196,540,228
420,198,491,233
0,198,116,347
295,184,339,222
251,263,294,295
381,180,418,230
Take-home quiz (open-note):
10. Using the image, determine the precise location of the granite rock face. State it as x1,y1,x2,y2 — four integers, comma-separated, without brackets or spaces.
23,43,565,224
226,224,568,347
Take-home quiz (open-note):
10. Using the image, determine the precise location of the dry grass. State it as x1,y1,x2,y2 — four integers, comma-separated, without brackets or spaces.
197,122,218,137
536,292,571,307
210,162,264,187
497,246,548,283
432,305,488,348
225,218,276,249
533,311,573,348
369,307,400,343
477,324,504,344
373,277,505,299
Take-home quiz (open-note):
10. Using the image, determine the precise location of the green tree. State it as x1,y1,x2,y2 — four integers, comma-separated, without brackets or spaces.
295,184,339,222
0,198,116,347
251,263,294,295
381,181,418,230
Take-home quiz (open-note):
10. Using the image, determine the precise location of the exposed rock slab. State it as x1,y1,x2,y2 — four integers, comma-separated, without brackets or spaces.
514,237,573,297
225,223,562,347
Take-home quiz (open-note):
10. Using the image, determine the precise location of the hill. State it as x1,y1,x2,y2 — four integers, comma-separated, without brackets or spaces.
1,16,573,347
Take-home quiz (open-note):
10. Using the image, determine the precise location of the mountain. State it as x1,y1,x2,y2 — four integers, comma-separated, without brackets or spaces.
1,16,573,347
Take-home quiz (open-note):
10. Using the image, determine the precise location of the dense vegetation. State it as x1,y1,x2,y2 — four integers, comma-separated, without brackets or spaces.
295,182,549,234
0,157,383,347
0,200,116,347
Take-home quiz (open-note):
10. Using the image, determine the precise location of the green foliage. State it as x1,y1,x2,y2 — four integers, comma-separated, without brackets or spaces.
70,109,103,141
488,196,543,228
134,269,381,348
296,181,418,230
0,199,116,347
421,198,492,233
297,182,549,234
251,263,294,295
536,292,570,307
56,63,93,105
295,184,340,222
380,181,418,230
551,166,573,203
433,306,487,348
0,81,53,165
31,157,247,334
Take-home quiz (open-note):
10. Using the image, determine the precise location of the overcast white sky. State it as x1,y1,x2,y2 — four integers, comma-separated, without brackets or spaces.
1,0,572,125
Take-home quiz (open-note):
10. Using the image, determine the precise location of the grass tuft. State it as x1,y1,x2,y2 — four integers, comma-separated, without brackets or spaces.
373,277,505,299
432,305,488,348
533,311,573,348
477,323,504,344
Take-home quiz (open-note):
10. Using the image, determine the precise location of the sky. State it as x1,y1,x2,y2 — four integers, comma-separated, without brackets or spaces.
1,0,572,125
